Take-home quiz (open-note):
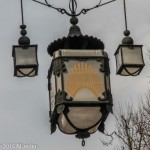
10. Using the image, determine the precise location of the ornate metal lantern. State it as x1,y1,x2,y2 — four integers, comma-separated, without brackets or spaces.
47,20,113,145
12,45,38,77
12,25,38,77
12,0,38,77
114,30,145,76
115,0,144,76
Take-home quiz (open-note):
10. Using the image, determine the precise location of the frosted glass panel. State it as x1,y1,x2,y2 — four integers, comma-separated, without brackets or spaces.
15,47,37,65
58,113,76,134
58,107,102,134
122,46,143,64
120,67,140,76
56,76,62,92
17,68,35,77
68,107,101,129
115,48,122,72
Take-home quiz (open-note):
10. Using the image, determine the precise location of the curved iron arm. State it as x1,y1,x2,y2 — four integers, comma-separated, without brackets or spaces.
31,0,116,17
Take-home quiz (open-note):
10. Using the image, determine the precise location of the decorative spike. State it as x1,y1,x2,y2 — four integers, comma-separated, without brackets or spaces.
18,25,30,46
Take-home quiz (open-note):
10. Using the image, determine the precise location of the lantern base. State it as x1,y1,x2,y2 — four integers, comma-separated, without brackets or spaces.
76,132,90,147
75,132,90,139
116,65,144,76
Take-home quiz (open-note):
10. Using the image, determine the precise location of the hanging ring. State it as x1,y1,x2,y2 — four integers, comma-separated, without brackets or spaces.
82,139,85,147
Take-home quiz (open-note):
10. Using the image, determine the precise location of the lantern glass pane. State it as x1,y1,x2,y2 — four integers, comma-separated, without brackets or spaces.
56,75,62,92
58,114,77,134
67,107,102,129
63,60,105,101
50,74,56,113
89,124,100,133
115,48,122,72
122,46,143,65
125,67,141,75
15,47,37,66
120,67,141,76
58,107,102,134
16,68,36,77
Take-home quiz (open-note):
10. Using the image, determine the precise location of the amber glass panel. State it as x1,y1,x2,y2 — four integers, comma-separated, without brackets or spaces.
64,61,105,101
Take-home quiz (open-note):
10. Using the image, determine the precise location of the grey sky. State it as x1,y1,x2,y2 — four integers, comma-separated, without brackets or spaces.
0,0,150,149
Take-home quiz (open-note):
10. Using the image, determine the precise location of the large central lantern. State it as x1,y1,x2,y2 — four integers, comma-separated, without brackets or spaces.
47,17,113,146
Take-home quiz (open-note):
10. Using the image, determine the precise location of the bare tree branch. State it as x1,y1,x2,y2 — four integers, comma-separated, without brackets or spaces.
100,96,150,150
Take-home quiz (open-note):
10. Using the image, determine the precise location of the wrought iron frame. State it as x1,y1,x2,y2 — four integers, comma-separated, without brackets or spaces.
31,0,116,17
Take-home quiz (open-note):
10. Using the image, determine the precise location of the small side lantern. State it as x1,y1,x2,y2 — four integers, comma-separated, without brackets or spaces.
12,25,38,77
114,30,144,76
48,49,113,141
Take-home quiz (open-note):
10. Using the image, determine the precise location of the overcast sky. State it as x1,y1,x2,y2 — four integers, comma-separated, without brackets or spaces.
0,0,150,149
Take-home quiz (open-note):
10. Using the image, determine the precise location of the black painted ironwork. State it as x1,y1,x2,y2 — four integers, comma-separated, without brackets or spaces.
123,0,128,31
47,35,105,56
52,59,67,77
31,0,116,17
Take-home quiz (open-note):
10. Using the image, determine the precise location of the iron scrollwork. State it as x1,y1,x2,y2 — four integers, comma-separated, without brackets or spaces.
50,89,74,133
55,90,73,104
32,0,116,17
99,58,110,76
52,59,67,77
98,90,113,113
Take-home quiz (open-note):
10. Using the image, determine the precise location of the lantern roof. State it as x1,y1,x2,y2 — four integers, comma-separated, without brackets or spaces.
47,35,105,56
47,16,105,56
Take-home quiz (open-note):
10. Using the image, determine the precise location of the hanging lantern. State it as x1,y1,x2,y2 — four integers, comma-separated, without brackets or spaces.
115,0,145,76
115,30,145,76
47,27,113,143
47,16,113,146
12,25,38,77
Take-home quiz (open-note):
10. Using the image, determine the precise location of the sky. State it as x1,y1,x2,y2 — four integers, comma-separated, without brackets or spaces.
0,0,150,149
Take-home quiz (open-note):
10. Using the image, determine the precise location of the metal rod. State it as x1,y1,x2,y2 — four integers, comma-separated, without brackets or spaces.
123,0,128,30
98,0,116,7
32,0,49,7
20,0,24,25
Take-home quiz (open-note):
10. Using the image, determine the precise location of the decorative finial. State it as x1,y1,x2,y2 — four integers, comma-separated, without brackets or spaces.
18,25,30,46
122,30,134,45
68,17,82,37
